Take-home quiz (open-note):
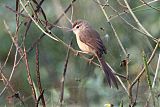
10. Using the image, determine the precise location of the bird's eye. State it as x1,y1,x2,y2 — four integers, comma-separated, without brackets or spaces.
76,26,79,29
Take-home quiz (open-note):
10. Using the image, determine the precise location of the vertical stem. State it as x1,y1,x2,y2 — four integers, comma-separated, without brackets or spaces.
24,47,37,106
36,44,46,107
59,40,72,106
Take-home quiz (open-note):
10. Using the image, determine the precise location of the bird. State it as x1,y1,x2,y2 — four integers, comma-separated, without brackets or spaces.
72,19,118,88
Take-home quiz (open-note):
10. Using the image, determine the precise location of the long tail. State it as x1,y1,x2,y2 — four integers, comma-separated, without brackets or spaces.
97,56,118,89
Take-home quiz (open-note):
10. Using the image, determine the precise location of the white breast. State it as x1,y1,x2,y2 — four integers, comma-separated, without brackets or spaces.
76,35,94,54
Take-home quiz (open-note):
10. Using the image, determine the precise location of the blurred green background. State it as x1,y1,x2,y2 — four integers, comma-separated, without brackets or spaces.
0,0,159,107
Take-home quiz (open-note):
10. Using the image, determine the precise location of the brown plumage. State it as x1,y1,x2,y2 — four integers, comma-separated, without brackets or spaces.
72,19,118,88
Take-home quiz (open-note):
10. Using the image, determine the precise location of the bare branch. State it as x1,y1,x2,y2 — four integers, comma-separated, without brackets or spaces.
59,40,72,106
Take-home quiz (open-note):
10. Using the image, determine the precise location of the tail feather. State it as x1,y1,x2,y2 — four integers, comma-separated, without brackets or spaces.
98,56,118,89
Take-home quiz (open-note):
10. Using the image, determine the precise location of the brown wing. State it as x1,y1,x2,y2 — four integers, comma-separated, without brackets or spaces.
79,28,106,57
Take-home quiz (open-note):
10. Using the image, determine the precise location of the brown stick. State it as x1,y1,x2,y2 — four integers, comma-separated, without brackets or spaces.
35,44,46,107
60,40,72,106
24,47,37,106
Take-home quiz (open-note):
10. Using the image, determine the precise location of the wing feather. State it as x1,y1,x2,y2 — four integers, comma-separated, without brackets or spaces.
79,28,106,56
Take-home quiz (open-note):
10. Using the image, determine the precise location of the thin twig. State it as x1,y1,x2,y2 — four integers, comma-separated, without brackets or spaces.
133,79,140,106
131,41,159,88
123,0,157,42
15,0,20,39
23,46,37,105
114,72,127,79
140,0,160,13
106,3,156,43
19,0,58,41
110,0,159,21
0,72,15,96
36,90,45,107
0,48,17,96
70,2,74,22
0,43,13,72
59,39,72,106
5,4,29,18
7,91,25,105
117,0,127,8
152,53,160,88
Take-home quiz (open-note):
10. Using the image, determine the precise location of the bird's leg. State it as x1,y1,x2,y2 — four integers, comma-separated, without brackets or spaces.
88,55,95,64
75,50,88,56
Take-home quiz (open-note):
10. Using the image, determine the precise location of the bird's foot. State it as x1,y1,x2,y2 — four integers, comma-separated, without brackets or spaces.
88,56,95,64
75,50,86,56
